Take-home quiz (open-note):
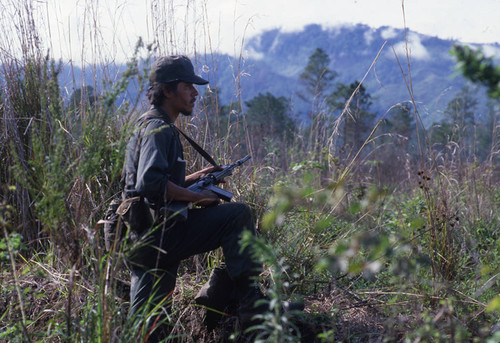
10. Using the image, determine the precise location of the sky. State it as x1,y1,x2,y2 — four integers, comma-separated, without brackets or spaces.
2,0,499,63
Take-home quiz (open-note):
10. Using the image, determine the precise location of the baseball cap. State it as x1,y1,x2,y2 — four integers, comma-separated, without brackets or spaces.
149,55,208,85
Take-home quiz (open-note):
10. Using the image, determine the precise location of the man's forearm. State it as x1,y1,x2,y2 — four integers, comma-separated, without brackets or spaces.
184,166,222,187
166,180,204,202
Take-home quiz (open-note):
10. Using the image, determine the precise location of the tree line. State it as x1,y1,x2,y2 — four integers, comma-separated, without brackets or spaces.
66,46,499,185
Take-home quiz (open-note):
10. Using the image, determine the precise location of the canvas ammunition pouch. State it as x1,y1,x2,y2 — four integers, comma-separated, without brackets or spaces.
102,198,125,251
102,195,153,251
116,196,153,233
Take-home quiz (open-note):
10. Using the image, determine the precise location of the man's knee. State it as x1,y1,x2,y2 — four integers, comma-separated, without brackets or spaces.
227,202,255,232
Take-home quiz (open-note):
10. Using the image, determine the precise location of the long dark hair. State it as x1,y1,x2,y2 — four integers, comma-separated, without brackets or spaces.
146,81,180,106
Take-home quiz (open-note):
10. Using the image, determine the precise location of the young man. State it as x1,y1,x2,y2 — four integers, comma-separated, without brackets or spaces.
122,55,262,340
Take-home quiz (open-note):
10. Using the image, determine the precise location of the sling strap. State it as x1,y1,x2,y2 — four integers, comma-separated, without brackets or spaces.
138,107,220,169
172,124,220,168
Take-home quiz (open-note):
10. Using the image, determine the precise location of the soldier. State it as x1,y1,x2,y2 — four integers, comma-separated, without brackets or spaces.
122,55,263,341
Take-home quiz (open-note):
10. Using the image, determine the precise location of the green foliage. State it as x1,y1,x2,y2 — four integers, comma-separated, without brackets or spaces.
0,322,27,342
244,92,297,162
0,232,24,265
0,38,157,342
240,230,301,343
405,301,473,342
452,45,500,99
1,43,150,257
245,92,296,138
0,199,24,265
257,153,499,339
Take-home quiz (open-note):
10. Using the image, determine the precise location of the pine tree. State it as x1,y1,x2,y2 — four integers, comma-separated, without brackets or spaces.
328,81,375,153
299,47,337,103
431,86,478,154
298,48,338,155
245,92,295,137
244,92,295,161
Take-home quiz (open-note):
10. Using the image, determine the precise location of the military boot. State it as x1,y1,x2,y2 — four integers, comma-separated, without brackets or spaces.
195,267,239,330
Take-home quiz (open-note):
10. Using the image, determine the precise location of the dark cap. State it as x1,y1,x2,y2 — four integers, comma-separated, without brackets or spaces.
149,55,208,85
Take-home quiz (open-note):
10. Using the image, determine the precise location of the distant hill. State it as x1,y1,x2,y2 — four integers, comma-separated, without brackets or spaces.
208,23,498,126
60,23,499,126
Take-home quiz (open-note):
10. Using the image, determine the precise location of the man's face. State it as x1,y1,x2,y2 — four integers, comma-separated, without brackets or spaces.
169,81,199,116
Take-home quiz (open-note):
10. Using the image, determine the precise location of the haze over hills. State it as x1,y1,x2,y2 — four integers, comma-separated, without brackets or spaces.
210,23,498,125
62,23,499,126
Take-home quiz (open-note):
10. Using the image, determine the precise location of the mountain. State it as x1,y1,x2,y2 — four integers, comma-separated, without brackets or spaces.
205,23,498,125
60,23,499,126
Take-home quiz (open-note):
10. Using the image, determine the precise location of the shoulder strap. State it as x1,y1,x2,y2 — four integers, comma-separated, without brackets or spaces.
173,125,220,168
140,108,220,168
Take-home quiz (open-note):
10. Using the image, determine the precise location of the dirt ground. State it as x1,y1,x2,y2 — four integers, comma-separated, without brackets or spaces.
1,269,409,342
166,274,403,343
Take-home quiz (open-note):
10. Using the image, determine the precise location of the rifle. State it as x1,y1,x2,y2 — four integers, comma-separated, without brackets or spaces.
188,155,252,201
165,155,252,218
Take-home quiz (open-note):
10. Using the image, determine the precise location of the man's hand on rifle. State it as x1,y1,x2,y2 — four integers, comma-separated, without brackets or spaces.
180,156,250,205
194,189,221,207
166,180,220,207
185,165,225,186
